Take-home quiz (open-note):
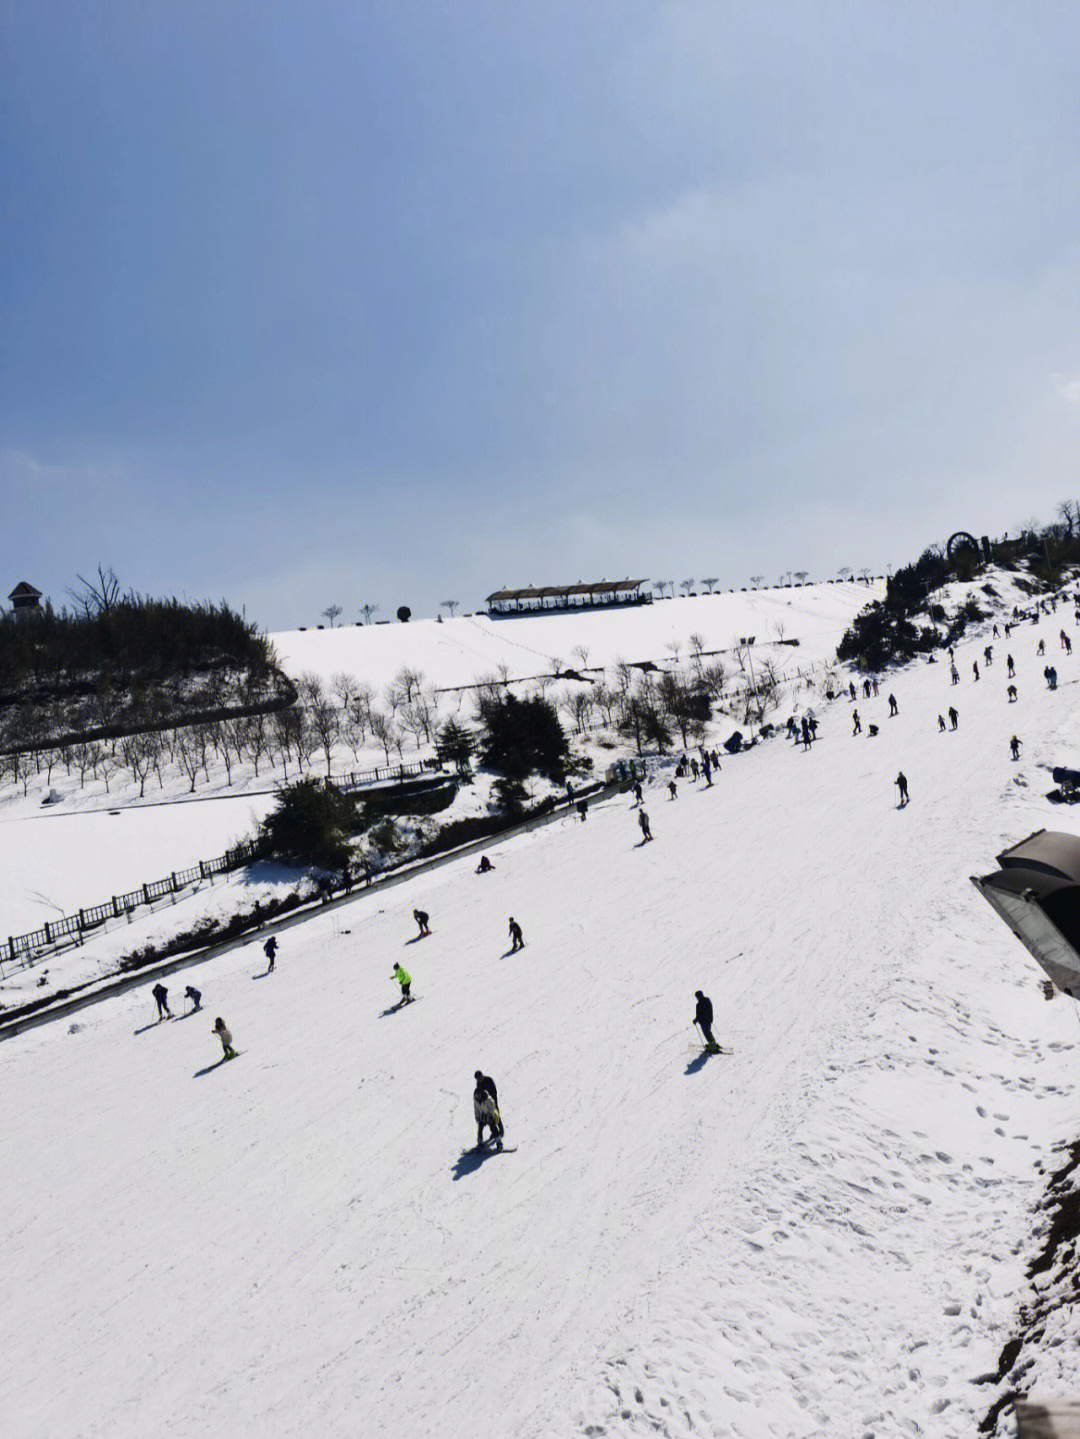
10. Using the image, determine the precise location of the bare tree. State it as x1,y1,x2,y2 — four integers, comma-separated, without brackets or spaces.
67,564,122,618
368,710,399,766
837,566,852,580
403,688,438,748
308,692,341,776
322,604,342,627
563,689,595,734
681,578,695,595
359,603,379,625
702,577,719,593
240,714,269,777
572,643,591,669
794,570,808,584
750,575,764,588
121,733,156,797
440,600,459,618
858,567,872,582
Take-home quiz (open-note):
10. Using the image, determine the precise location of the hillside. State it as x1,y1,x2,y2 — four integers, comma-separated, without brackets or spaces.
1,573,1077,1436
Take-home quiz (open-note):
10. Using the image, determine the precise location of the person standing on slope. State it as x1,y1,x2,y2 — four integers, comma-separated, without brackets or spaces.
948,706,958,730
638,809,653,842
152,983,171,1021
852,709,862,736
264,935,278,973
1010,735,1022,760
896,771,910,807
184,985,202,1013
888,693,898,716
392,962,412,1002
213,1017,237,1060
508,917,525,952
473,1071,503,1149
694,991,720,1052
413,908,431,937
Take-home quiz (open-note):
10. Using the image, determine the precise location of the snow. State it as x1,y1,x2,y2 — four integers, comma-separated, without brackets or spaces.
2,576,1079,1437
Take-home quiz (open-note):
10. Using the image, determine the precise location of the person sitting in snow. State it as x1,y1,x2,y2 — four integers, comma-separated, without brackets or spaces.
476,855,494,874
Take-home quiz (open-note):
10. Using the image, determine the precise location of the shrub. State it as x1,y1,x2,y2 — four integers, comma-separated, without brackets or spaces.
259,778,356,869
479,694,570,782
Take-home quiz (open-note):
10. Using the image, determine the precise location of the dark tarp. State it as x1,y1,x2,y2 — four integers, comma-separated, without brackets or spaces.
972,830,1080,995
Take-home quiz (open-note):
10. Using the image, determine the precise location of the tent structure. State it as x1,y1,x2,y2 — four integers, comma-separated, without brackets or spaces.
485,579,650,615
971,830,1080,995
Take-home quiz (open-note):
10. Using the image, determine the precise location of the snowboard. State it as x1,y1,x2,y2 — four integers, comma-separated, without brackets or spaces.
473,1143,517,1155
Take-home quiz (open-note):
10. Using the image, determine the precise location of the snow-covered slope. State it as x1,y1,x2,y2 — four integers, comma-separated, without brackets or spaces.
2,592,1076,1437
269,583,881,694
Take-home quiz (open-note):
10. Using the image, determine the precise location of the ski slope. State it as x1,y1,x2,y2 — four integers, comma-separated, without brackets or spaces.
2,601,1077,1437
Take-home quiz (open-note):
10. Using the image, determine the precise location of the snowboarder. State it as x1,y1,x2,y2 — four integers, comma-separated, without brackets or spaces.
888,693,898,716
476,855,494,873
638,809,653,842
151,983,171,1020
948,706,958,730
694,990,719,1052
413,909,431,937
896,771,909,807
392,962,412,1002
852,709,862,736
212,1017,237,1060
184,985,202,1012
1007,683,1018,702
508,917,524,952
473,1071,503,1149
1010,735,1022,760
1007,654,1015,677
937,714,946,732
264,935,278,972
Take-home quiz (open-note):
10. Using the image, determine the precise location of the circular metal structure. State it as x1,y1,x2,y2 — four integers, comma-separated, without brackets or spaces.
946,531,980,560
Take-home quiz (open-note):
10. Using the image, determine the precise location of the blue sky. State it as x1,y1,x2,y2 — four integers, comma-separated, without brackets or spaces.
3,1,1080,627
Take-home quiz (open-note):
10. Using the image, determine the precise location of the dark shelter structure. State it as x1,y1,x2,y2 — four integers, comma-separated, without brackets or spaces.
972,831,1080,996
485,579,650,616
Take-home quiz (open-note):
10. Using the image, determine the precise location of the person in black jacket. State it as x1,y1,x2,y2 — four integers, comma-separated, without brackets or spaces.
694,991,718,1051
473,1070,503,1148
508,917,524,952
152,983,171,1020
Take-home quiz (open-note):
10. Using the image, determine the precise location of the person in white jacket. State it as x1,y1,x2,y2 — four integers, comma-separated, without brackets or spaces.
213,1017,237,1060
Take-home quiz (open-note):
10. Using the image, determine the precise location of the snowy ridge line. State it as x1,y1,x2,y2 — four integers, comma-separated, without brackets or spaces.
0,780,621,1041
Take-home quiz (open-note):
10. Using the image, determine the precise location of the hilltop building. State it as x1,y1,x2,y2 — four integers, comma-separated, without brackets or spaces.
485,578,650,617
8,581,42,620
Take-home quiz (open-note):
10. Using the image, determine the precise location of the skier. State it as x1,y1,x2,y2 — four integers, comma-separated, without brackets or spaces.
508,917,524,952
392,961,412,1002
972,661,980,681
863,678,872,699
151,982,171,1021
638,809,653,842
473,1070,503,1149
849,681,857,701
888,693,898,716
694,990,719,1052
1007,684,1018,702
213,1017,237,1060
668,778,678,800
413,908,431,937
937,714,946,732
690,757,699,780
1010,735,1022,760
577,798,589,822
984,645,993,666
950,665,960,686
872,678,879,697
184,985,202,1012
896,771,910,807
1007,654,1015,677
1038,638,1046,655
702,752,713,786
632,780,643,805
264,935,278,972
852,709,862,736
801,716,812,749
476,855,494,874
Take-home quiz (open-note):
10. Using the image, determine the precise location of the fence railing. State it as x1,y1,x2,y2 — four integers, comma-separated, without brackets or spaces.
4,838,262,973
333,758,443,791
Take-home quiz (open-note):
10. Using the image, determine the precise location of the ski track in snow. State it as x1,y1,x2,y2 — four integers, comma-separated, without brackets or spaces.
2,580,1078,1438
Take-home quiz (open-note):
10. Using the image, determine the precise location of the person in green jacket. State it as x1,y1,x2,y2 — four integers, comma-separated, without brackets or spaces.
392,962,412,1003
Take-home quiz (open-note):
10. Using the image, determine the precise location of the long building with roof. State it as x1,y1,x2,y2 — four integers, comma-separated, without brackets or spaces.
484,578,650,616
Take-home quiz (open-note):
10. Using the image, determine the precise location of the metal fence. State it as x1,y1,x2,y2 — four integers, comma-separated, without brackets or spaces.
333,758,442,791
4,838,262,973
